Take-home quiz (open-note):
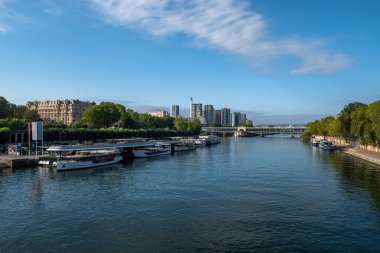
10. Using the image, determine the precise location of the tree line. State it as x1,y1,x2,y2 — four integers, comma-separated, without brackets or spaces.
0,97,203,144
302,101,380,145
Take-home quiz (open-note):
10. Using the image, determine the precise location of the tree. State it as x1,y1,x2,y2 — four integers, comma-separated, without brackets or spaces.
80,102,121,128
0,96,11,119
337,102,367,138
174,116,188,132
10,105,27,119
367,101,380,142
23,109,41,121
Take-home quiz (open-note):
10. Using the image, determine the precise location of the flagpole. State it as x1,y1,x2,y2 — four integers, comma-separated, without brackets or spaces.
41,122,44,156
35,122,38,159
28,122,31,158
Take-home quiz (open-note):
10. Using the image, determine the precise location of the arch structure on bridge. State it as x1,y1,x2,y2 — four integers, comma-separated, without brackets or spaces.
202,126,308,137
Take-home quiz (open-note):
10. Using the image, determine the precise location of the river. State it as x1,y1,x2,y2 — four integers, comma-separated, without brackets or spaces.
1,137,380,252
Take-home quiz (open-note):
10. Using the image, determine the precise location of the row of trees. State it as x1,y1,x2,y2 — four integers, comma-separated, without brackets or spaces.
80,102,175,130
0,97,204,144
303,101,380,145
0,96,40,121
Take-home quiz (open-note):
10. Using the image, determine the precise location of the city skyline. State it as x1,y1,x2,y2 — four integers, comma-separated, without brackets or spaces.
1,1,379,124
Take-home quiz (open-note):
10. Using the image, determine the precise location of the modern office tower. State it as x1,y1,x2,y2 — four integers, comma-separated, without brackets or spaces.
148,110,170,117
241,113,247,124
232,112,242,127
26,99,95,125
214,110,221,125
203,104,215,125
189,97,193,118
171,105,179,118
221,108,231,126
191,103,203,118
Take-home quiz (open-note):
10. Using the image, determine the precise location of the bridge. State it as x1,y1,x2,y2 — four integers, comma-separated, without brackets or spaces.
201,126,308,137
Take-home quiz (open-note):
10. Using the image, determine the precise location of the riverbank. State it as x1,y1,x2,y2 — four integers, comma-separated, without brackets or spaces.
315,136,380,167
342,147,380,166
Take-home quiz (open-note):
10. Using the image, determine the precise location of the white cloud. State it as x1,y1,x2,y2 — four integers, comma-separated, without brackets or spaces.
90,0,352,75
0,24,6,34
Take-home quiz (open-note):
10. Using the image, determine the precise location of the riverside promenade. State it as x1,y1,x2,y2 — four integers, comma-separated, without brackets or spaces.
316,136,380,167
341,147,380,166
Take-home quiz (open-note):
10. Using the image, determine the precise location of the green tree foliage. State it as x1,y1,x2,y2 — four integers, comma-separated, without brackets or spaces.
238,122,254,127
173,117,201,135
367,101,380,140
306,101,380,146
80,102,121,128
0,96,12,119
0,127,11,144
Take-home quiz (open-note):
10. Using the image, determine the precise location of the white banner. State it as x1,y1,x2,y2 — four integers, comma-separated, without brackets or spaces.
32,122,43,141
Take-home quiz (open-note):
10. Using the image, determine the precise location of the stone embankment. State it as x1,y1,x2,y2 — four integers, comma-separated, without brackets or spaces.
315,136,380,166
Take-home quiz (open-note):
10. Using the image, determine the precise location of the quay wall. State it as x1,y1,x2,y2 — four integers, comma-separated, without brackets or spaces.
315,136,380,154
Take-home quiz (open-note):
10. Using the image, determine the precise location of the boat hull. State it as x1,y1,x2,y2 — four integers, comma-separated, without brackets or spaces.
133,150,171,158
56,156,122,171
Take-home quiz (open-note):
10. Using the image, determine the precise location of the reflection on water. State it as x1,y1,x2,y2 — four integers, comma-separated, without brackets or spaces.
1,137,380,252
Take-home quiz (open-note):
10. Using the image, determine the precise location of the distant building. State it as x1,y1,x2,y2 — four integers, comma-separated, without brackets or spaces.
214,110,221,125
171,105,179,118
189,97,193,118
221,108,231,126
241,113,247,124
232,112,242,127
203,104,215,125
149,110,170,117
26,99,95,125
191,103,203,118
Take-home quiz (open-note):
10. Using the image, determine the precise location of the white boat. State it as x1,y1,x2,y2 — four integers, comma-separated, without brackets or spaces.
311,138,320,147
174,142,196,152
56,150,122,171
194,139,206,147
198,134,221,145
133,145,171,158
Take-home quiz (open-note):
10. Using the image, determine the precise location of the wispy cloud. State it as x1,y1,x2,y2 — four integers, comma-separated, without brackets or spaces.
90,0,352,75
0,23,7,34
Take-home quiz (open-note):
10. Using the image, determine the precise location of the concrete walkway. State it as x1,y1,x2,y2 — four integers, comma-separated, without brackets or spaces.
341,147,380,167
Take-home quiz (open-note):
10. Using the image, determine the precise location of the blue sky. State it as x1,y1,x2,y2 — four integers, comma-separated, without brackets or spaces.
0,0,379,124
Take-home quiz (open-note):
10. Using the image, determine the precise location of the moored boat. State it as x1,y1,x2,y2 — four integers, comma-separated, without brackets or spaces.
56,150,122,171
194,138,206,147
311,139,320,147
174,142,196,152
319,140,337,151
198,134,221,145
133,145,171,158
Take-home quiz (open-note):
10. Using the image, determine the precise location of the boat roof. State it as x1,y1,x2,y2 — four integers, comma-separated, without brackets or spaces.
46,141,159,152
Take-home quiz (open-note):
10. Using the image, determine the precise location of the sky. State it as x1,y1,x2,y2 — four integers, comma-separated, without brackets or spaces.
0,0,379,124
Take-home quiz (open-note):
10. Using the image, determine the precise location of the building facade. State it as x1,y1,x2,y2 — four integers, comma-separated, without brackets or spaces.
203,104,215,125
214,110,221,125
171,105,179,118
191,103,203,118
221,108,231,126
232,112,241,127
149,110,170,117
26,99,95,125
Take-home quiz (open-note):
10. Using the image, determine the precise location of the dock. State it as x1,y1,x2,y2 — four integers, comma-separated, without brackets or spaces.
0,155,42,169
0,139,182,169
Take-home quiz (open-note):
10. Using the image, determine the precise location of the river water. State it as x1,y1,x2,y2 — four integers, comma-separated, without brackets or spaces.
1,137,380,252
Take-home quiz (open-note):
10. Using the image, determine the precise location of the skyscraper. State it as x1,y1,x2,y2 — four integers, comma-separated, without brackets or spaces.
189,97,193,118
241,113,247,124
171,104,179,118
203,104,214,125
215,110,221,125
221,108,231,126
232,112,242,127
191,103,203,118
